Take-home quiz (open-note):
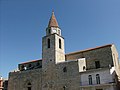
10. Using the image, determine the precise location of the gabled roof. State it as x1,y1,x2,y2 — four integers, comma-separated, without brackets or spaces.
48,11,59,28
20,59,42,64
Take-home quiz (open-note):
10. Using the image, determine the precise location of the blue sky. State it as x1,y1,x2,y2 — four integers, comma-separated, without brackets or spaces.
0,0,120,78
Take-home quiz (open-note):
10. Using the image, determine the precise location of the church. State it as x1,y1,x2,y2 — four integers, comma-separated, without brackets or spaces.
8,12,120,90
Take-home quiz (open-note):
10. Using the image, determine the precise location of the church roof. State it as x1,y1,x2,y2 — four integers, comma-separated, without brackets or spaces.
19,44,114,64
66,44,113,55
20,59,42,64
48,11,59,28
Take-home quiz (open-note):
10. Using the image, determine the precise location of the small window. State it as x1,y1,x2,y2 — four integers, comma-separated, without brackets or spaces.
88,75,92,85
27,82,31,90
96,74,100,84
59,39,61,49
63,67,67,72
83,66,86,70
95,61,100,69
48,38,50,48
28,87,31,90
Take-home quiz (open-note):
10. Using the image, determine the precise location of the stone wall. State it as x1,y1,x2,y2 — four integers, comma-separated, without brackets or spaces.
8,68,42,90
66,45,114,70
42,60,80,90
18,60,42,71
55,60,80,90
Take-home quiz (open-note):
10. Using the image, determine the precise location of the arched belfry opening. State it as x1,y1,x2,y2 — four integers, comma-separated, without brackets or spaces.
42,11,65,66
48,38,50,48
59,39,62,49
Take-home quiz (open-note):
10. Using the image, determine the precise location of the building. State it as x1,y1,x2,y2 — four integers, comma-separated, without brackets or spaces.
0,77,3,90
0,77,8,90
8,12,120,90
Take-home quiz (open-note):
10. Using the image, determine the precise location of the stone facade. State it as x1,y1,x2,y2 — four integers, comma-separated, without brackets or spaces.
8,68,42,90
80,67,116,90
66,45,114,70
8,12,120,90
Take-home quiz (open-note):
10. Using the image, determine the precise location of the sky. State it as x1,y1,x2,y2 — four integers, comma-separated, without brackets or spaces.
0,0,120,78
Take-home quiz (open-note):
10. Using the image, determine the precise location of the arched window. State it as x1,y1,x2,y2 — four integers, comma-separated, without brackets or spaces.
88,75,92,85
48,38,50,48
83,66,86,70
96,74,100,84
59,39,61,49
27,82,31,90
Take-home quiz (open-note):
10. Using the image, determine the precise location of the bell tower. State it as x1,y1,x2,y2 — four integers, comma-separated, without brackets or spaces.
42,11,65,68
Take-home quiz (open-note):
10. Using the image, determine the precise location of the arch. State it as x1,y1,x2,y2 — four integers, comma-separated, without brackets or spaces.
59,39,61,49
88,75,92,85
48,38,50,48
28,82,31,85
96,74,100,84
24,80,32,90
24,79,32,87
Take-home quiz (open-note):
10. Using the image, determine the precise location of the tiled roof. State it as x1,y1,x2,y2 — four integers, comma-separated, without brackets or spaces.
20,59,42,64
48,11,59,28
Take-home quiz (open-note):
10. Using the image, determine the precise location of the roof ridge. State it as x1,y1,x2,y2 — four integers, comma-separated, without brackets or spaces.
66,44,113,55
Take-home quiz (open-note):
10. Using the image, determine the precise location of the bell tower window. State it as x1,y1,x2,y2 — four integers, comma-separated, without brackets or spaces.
48,38,50,48
59,39,61,49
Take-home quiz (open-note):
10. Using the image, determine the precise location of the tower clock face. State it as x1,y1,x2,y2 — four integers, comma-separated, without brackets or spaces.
52,29,57,33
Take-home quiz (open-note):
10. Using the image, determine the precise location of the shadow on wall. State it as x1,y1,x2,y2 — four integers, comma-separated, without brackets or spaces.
114,71,120,90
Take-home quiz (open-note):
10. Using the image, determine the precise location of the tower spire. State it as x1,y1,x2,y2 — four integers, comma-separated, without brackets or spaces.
48,11,59,28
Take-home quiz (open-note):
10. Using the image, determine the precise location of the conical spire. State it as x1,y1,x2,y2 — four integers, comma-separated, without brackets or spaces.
48,11,59,28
